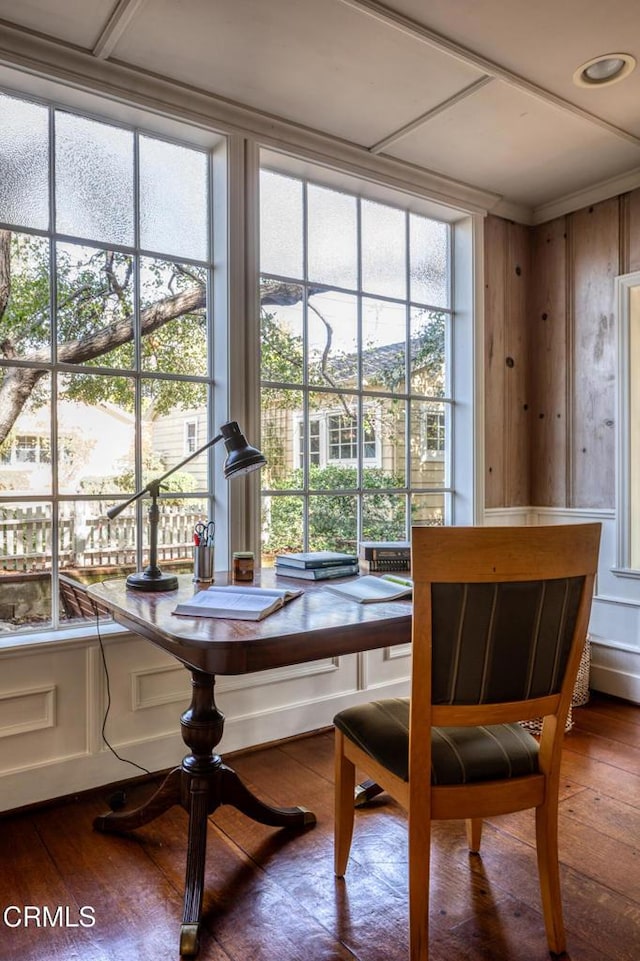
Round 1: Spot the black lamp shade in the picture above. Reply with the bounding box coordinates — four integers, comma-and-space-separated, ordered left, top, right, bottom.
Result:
221, 421, 267, 477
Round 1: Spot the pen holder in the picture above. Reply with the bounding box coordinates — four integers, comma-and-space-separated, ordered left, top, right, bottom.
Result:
193, 545, 215, 583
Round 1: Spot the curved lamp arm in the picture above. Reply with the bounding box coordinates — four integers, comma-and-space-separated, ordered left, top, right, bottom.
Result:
106, 421, 266, 591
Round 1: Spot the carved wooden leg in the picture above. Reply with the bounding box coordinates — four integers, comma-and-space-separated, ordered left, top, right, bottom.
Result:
176, 671, 226, 956
94, 766, 183, 833
218, 762, 315, 828
179, 775, 210, 957
96, 669, 317, 958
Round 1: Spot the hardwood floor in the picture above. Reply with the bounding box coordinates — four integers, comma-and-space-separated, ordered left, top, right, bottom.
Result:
0, 693, 638, 961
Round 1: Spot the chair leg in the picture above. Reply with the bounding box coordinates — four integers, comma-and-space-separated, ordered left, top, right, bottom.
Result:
466, 817, 482, 854
334, 730, 356, 877
408, 808, 431, 961
535, 797, 566, 956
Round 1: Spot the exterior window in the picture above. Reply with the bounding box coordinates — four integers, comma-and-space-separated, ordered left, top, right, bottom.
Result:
1, 435, 51, 465
309, 418, 321, 466
423, 410, 446, 458
328, 414, 357, 461
259, 163, 452, 558
296, 412, 378, 468
0, 90, 219, 635
185, 419, 198, 455
16, 436, 38, 463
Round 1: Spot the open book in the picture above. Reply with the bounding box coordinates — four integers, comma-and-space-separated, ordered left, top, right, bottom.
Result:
324, 574, 412, 604
173, 585, 303, 621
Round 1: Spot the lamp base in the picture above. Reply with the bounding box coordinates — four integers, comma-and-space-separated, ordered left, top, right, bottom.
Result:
126, 570, 179, 592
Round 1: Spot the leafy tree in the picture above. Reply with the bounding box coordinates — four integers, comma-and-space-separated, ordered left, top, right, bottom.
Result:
1, 227, 444, 442
1, 228, 446, 557
0, 230, 209, 444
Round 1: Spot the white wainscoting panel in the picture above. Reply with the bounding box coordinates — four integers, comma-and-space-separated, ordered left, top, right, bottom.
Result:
485, 507, 640, 704
131, 663, 191, 712
0, 623, 411, 811
0, 646, 89, 775
0, 685, 55, 739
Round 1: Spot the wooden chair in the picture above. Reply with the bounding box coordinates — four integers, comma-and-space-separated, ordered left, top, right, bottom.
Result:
59, 573, 110, 620
333, 523, 601, 961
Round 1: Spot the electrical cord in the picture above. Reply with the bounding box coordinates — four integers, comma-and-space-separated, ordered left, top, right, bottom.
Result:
95, 608, 151, 778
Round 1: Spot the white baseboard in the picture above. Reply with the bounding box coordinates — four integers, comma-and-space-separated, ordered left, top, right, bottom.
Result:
589, 637, 640, 703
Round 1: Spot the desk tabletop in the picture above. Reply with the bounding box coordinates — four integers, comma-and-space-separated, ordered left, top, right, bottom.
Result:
88, 571, 412, 676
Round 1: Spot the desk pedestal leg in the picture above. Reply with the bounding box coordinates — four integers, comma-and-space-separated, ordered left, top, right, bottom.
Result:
94, 766, 183, 832
94, 669, 315, 958
179, 775, 209, 957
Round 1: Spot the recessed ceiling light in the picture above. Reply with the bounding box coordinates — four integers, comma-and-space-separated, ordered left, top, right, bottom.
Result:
573, 53, 636, 87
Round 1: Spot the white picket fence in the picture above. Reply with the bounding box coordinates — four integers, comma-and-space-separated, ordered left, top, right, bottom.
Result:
0, 505, 203, 572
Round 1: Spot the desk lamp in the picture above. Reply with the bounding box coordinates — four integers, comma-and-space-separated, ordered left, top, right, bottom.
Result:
106, 421, 266, 591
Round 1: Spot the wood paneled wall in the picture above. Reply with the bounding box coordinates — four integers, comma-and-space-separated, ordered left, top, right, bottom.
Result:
484, 215, 530, 508
484, 187, 640, 510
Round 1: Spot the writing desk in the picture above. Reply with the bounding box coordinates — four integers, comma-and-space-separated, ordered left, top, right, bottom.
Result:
88, 571, 411, 957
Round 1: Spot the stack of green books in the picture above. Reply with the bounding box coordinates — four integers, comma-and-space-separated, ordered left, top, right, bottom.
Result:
274, 550, 359, 580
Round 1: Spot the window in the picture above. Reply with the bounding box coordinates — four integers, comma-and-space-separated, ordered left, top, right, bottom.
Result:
0, 90, 220, 635
616, 270, 640, 571
259, 164, 453, 558
1, 435, 51, 465
185, 419, 198, 455
295, 411, 379, 468
422, 409, 446, 459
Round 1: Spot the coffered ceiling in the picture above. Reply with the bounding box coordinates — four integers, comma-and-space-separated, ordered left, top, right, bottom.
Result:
0, 0, 639, 222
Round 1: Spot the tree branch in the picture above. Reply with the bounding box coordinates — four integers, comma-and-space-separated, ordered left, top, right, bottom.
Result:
307, 301, 352, 419
0, 275, 311, 446
0, 286, 207, 445
0, 230, 12, 338
0, 366, 47, 444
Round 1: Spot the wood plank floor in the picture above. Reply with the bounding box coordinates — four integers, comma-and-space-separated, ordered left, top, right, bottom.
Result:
0, 693, 638, 961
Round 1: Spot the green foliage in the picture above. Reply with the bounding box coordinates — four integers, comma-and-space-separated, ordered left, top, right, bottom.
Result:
367, 309, 446, 394
263, 465, 405, 555
260, 311, 304, 407
2, 235, 51, 350
1, 235, 208, 416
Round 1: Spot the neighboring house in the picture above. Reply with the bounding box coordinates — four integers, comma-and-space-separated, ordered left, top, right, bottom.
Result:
149, 406, 208, 490
262, 337, 446, 492
0, 401, 134, 495
147, 342, 446, 496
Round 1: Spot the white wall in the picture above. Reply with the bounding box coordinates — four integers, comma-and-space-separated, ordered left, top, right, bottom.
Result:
485, 507, 640, 705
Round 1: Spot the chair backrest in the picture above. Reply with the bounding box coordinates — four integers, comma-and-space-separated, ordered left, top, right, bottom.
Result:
59, 573, 110, 620
410, 524, 601, 735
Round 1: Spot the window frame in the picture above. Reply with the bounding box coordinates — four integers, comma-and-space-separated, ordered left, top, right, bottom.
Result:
615, 269, 640, 575
0, 85, 231, 642
0, 60, 483, 647
257, 153, 478, 555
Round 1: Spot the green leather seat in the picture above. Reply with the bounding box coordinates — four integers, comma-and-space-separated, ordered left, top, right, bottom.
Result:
334, 697, 539, 785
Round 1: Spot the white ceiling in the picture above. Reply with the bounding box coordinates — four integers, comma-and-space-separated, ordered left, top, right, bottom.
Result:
0, 0, 639, 221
